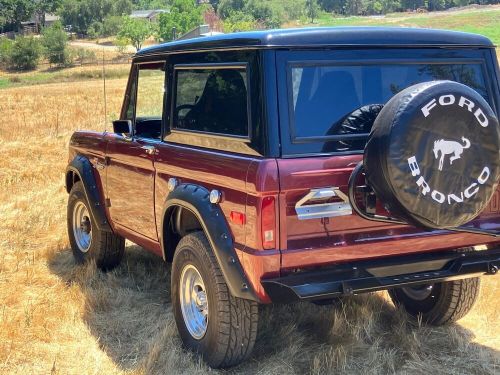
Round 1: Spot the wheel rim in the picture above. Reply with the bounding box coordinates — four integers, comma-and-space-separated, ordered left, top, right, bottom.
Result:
179, 264, 208, 340
72, 201, 92, 253
401, 284, 434, 301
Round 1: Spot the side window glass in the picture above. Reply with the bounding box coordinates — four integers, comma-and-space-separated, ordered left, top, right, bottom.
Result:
125, 72, 136, 120
134, 63, 165, 139
173, 67, 249, 137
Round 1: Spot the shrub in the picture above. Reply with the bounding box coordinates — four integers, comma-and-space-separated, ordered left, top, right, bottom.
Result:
42, 22, 70, 66
87, 21, 103, 39
71, 47, 97, 64
9, 36, 42, 71
0, 38, 13, 68
222, 11, 257, 32
115, 37, 130, 55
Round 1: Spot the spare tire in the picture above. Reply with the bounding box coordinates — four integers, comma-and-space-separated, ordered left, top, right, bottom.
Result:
364, 80, 500, 229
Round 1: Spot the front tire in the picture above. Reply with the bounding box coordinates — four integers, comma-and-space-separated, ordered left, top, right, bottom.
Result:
67, 181, 125, 271
171, 232, 258, 368
389, 278, 480, 325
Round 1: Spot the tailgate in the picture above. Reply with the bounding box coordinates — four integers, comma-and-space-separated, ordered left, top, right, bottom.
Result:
277, 155, 500, 271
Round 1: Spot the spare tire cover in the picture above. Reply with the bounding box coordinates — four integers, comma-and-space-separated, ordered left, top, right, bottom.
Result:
364, 80, 500, 229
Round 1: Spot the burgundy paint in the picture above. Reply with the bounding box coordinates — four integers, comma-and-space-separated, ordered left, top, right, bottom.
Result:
68, 132, 500, 303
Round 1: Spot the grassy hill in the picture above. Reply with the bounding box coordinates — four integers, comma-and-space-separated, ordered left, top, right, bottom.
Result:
292, 5, 500, 47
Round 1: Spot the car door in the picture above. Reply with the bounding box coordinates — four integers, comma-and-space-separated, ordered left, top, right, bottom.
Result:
106, 61, 166, 243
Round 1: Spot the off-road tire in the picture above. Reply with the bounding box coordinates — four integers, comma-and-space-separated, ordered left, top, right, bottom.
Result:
171, 232, 258, 368
389, 278, 480, 325
67, 181, 124, 271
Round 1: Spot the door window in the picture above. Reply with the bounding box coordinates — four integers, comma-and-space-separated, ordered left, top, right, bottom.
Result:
134, 62, 166, 139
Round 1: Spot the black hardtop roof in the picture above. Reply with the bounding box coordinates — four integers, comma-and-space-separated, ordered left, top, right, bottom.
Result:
136, 27, 493, 56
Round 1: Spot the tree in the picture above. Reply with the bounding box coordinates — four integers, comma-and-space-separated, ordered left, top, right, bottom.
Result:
305, 0, 320, 22
118, 16, 152, 50
59, 0, 114, 34
35, 0, 62, 26
427, 0, 446, 10
217, 0, 246, 19
9, 36, 42, 70
113, 0, 133, 16
345, 0, 364, 14
0, 0, 35, 31
222, 10, 256, 32
102, 16, 124, 36
158, 0, 204, 41
42, 21, 69, 65
245, 0, 284, 28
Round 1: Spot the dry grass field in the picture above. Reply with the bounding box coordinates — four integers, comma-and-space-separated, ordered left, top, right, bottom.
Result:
0, 74, 499, 374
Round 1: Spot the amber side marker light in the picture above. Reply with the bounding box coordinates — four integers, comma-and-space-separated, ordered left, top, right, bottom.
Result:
230, 211, 246, 225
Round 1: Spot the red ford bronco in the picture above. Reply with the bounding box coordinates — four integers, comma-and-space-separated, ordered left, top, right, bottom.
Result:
66, 27, 500, 368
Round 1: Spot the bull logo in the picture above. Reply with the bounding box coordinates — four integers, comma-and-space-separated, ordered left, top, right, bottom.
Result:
432, 137, 471, 171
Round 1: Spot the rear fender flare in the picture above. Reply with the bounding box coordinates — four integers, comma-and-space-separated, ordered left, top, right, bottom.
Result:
161, 184, 259, 302
66, 155, 112, 232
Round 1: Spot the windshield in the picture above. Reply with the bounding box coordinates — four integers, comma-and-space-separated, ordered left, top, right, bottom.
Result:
287, 62, 489, 155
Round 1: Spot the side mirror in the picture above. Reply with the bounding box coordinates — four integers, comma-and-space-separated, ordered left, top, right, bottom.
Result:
112, 120, 133, 137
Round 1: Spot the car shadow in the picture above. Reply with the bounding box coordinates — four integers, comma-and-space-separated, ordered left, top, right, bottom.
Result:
48, 246, 500, 374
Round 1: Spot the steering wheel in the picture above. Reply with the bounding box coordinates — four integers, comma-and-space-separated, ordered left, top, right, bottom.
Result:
175, 104, 195, 119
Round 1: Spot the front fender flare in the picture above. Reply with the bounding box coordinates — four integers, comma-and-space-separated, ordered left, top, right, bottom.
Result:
162, 184, 259, 302
66, 155, 112, 232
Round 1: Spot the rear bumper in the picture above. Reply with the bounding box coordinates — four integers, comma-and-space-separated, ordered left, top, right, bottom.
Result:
261, 247, 500, 303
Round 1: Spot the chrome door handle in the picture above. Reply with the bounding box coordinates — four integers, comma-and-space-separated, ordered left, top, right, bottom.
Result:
141, 145, 156, 155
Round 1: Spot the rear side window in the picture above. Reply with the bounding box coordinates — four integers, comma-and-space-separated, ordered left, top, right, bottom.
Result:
287, 62, 489, 155
172, 66, 249, 138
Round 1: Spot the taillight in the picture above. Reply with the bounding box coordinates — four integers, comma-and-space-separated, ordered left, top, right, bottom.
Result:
261, 196, 276, 250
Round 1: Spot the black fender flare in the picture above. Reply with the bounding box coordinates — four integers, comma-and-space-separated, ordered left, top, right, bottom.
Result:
161, 184, 259, 302
65, 155, 112, 232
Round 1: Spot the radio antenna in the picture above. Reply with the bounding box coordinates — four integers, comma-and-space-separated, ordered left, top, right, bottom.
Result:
102, 47, 107, 132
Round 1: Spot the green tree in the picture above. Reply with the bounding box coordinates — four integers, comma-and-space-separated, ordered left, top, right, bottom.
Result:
102, 16, 124, 36
318, 0, 344, 13
42, 21, 69, 65
217, 0, 246, 18
118, 16, 152, 50
59, 0, 114, 34
113, 0, 133, 16
427, 0, 446, 10
222, 10, 255, 32
9, 36, 42, 70
158, 0, 204, 41
35, 0, 62, 26
282, 0, 306, 20
345, 0, 364, 14
0, 0, 35, 31
245, 0, 284, 28
305, 0, 320, 22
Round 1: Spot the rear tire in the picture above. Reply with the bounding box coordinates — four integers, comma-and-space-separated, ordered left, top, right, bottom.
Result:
67, 181, 124, 271
171, 232, 258, 368
389, 278, 480, 325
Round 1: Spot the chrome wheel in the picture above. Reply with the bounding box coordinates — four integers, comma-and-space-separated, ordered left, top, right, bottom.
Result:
179, 264, 208, 340
401, 284, 434, 301
72, 201, 92, 253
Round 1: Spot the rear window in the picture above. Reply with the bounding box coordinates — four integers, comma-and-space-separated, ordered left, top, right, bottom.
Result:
287, 62, 489, 155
